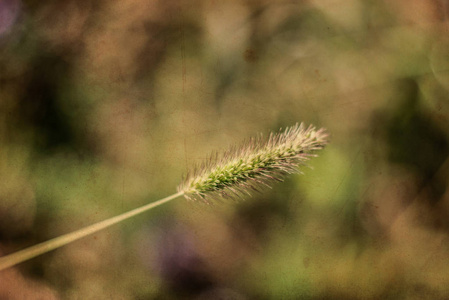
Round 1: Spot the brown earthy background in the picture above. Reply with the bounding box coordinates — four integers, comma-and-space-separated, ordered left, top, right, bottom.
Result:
1, 0, 449, 299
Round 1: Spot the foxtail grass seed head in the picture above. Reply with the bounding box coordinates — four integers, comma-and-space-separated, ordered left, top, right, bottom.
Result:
178, 123, 329, 203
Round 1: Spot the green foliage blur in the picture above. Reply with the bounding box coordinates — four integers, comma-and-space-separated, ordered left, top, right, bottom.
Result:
1, 0, 449, 299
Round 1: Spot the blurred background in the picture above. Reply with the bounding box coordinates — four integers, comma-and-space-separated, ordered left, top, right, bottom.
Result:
1, 0, 449, 299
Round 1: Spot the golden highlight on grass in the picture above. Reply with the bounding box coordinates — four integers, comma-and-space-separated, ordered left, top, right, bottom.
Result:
179, 123, 329, 202
0, 123, 328, 271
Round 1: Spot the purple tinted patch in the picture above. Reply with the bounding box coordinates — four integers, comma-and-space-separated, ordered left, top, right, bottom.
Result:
0, 0, 20, 36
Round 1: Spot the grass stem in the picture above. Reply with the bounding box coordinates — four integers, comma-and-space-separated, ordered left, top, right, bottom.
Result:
0, 191, 184, 271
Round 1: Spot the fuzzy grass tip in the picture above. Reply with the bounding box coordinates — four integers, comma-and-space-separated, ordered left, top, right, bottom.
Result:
178, 123, 329, 203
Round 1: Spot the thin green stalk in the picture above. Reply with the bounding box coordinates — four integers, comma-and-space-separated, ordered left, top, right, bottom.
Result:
0, 191, 184, 271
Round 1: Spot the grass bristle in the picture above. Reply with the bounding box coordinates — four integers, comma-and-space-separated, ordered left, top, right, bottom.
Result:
178, 123, 329, 203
